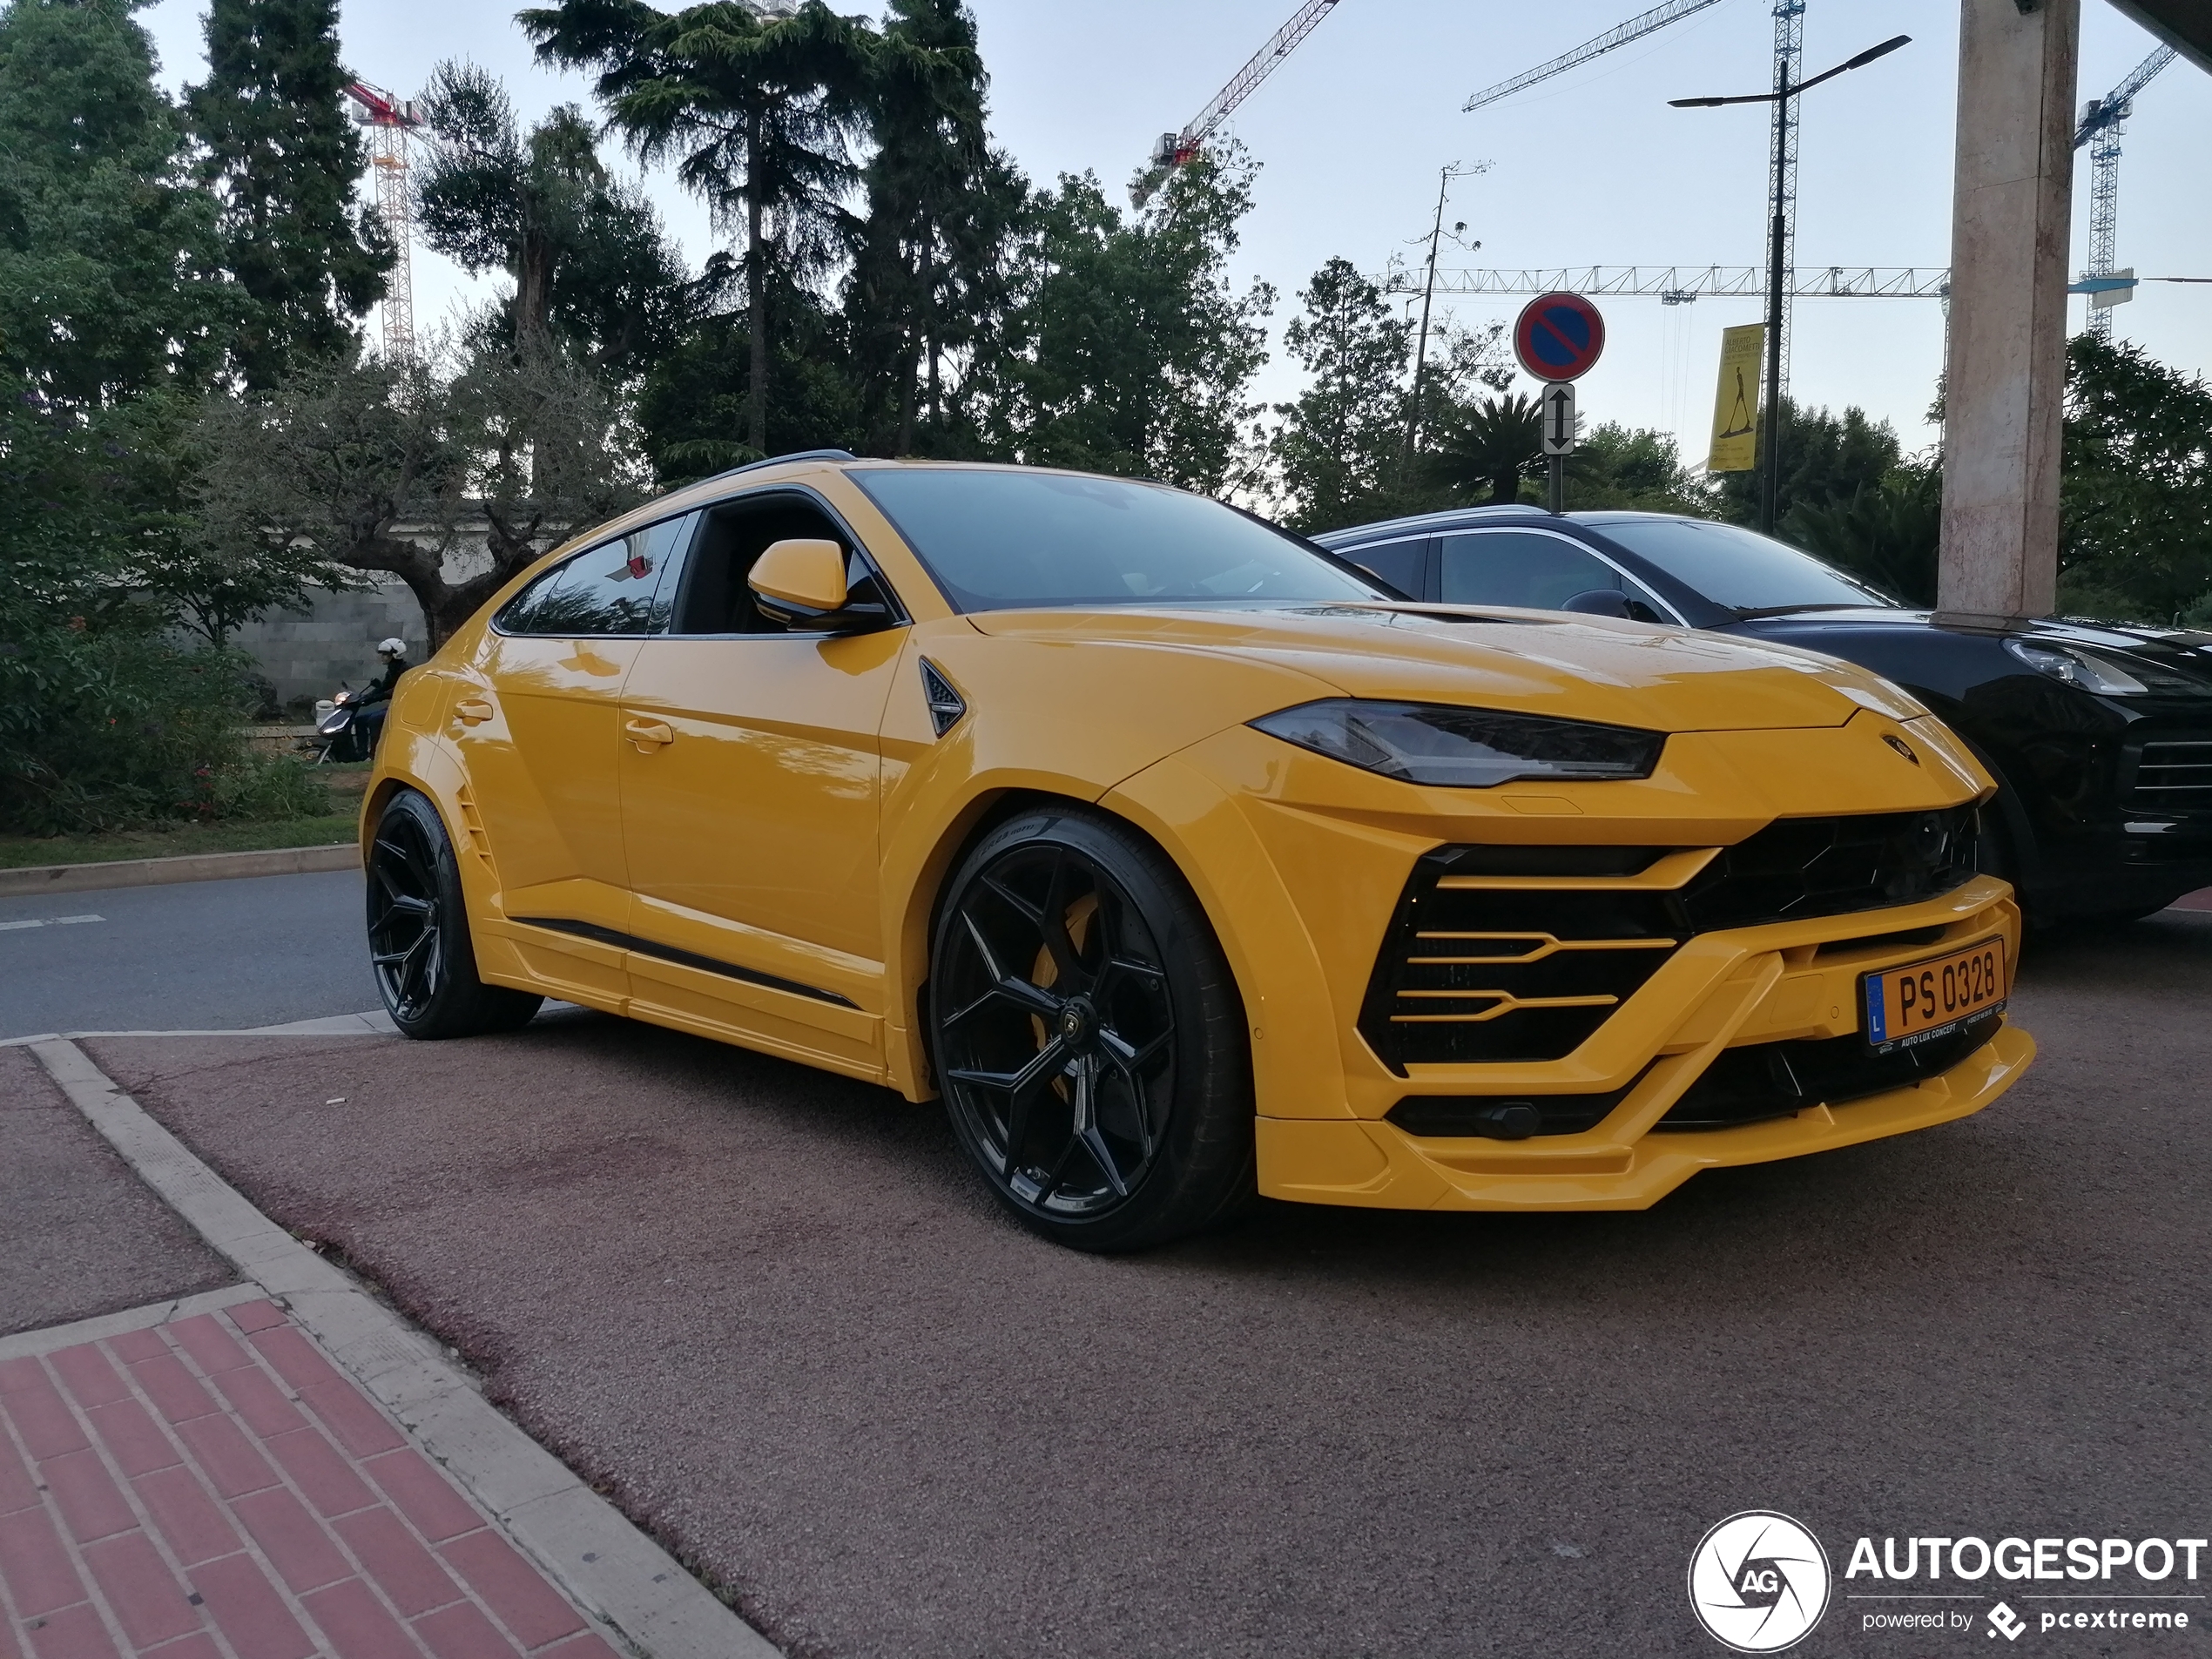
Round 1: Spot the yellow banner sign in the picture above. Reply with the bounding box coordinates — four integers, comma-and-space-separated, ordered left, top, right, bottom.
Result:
1707, 324, 1764, 473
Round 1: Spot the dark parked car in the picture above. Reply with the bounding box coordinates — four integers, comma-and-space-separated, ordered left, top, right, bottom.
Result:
1315, 507, 2212, 925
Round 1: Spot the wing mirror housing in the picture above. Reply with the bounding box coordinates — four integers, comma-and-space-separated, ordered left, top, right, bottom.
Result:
748, 538, 890, 633
1561, 588, 1633, 618
1561, 588, 1666, 624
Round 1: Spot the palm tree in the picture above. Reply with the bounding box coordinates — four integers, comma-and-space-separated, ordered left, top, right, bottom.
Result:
1426, 393, 1543, 503
522, 0, 875, 455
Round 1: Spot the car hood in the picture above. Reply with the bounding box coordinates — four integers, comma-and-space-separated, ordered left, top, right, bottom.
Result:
1746, 608, 2212, 690
964, 602, 1926, 732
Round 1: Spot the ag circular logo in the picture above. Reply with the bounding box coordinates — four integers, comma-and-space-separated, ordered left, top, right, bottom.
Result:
1688, 1511, 1831, 1652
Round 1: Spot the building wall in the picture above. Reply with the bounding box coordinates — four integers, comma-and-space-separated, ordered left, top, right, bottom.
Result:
230, 522, 501, 708
232, 583, 427, 708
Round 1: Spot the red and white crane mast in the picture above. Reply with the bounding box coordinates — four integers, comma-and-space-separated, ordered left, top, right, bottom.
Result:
343, 80, 426, 363
1130, 0, 1345, 206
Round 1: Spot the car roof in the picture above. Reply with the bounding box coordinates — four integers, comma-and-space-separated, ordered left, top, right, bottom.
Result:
1312, 507, 1707, 548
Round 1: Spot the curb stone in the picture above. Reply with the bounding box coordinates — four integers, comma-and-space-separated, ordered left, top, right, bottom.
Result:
27, 1036, 776, 1659
0, 841, 360, 896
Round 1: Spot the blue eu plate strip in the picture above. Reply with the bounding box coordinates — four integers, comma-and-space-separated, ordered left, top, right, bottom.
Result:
1865, 976, 1887, 1043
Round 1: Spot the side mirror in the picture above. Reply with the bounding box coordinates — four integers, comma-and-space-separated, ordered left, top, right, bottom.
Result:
749, 538, 852, 630
1561, 588, 1634, 618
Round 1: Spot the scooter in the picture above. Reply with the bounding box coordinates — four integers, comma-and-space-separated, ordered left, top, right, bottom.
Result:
311, 685, 374, 764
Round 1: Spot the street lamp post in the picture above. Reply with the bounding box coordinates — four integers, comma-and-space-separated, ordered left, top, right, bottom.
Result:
1671, 34, 1912, 535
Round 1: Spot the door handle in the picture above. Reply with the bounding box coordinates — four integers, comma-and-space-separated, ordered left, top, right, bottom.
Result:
624, 718, 675, 752
453, 698, 495, 725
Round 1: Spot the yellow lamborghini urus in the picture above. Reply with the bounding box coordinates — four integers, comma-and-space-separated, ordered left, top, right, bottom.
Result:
362, 452, 2033, 1250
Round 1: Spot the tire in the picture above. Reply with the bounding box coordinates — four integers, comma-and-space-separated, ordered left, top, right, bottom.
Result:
927, 806, 1254, 1252
366, 788, 543, 1040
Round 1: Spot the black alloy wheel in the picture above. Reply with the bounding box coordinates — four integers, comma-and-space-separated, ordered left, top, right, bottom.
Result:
367, 789, 543, 1040
929, 807, 1253, 1251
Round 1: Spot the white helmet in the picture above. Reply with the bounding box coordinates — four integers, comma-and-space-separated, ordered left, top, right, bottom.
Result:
377, 637, 407, 656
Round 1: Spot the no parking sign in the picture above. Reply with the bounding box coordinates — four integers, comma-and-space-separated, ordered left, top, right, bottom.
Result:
1513, 292, 1606, 382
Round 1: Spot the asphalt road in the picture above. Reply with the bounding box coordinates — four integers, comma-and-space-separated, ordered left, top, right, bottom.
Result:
0, 868, 378, 1039
78, 910, 2212, 1659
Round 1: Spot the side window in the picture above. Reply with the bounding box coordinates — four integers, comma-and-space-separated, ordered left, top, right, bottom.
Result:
497, 514, 693, 637
670, 494, 898, 636
1339, 536, 1426, 600
1440, 530, 1665, 617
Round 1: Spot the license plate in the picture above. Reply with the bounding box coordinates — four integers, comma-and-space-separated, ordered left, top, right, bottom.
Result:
1862, 937, 2007, 1053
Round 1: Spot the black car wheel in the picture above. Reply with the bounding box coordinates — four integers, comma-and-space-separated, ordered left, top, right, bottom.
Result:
928, 806, 1254, 1251
367, 788, 543, 1039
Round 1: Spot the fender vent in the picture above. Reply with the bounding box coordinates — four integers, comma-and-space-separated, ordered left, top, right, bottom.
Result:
920, 658, 967, 737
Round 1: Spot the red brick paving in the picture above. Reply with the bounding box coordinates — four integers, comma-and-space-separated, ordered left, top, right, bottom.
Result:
0, 1302, 613, 1657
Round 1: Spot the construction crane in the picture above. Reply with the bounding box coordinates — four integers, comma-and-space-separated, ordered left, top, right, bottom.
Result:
343, 80, 425, 363
2074, 44, 2178, 340
1464, 0, 1807, 398
1462, 0, 1726, 113
1392, 266, 1952, 300
1130, 0, 1345, 207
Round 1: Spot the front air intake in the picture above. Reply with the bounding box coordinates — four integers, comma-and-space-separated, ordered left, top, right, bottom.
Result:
1359, 807, 1981, 1074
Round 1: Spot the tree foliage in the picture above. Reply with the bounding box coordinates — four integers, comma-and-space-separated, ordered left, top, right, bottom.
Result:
194, 335, 649, 647
1716, 397, 1899, 525
842, 0, 999, 455
415, 61, 689, 376
522, 0, 875, 455
1268, 258, 1408, 532
2060, 334, 2212, 621
986, 153, 1274, 494
185, 0, 390, 388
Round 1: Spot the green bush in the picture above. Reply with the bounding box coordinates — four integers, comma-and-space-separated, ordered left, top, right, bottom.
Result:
0, 621, 323, 834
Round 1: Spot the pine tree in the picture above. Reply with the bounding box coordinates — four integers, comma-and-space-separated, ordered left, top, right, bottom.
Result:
1268, 259, 1409, 531
185, 0, 390, 388
846, 0, 994, 455
415, 61, 690, 378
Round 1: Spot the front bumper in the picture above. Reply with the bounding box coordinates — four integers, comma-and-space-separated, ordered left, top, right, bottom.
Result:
1256, 879, 2030, 1211
1104, 714, 2033, 1211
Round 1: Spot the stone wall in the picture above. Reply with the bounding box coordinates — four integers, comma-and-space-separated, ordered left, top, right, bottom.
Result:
232, 583, 428, 708
229, 519, 502, 708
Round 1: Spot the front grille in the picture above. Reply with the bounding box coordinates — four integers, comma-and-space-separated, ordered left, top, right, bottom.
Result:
1359, 807, 1980, 1073
2130, 740, 2212, 808
1653, 1009, 2003, 1131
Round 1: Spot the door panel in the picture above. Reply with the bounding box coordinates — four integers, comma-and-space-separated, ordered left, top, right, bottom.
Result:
617, 630, 906, 1014
451, 632, 640, 933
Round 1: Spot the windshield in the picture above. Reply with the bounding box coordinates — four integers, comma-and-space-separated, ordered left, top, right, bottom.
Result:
1587, 517, 1896, 613
853, 467, 1384, 612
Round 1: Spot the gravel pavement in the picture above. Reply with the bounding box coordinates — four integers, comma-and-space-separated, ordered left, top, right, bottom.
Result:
78, 913, 2212, 1658
0, 1045, 236, 1336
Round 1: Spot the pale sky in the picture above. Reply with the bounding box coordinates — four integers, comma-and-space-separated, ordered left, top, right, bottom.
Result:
137, 0, 2211, 467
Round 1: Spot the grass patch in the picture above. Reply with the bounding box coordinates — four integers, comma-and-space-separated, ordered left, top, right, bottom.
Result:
0, 813, 361, 870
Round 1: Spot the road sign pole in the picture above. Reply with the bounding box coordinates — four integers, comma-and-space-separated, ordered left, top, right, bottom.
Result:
1548, 455, 1563, 515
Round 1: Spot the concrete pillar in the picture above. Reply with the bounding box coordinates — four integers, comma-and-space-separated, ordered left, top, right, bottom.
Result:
1939, 0, 2079, 617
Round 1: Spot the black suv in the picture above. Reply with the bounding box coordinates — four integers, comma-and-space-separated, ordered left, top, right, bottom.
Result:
1316, 506, 2212, 925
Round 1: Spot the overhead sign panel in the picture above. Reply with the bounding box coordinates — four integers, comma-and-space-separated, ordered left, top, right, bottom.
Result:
1707, 323, 1764, 473
1513, 292, 1607, 381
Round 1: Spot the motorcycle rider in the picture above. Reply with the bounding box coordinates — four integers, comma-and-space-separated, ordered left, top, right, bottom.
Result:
351, 637, 408, 756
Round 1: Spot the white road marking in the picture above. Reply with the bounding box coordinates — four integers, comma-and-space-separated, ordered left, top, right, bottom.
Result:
0, 914, 105, 932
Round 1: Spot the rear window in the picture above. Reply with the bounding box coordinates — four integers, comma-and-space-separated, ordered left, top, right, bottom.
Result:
853, 468, 1382, 612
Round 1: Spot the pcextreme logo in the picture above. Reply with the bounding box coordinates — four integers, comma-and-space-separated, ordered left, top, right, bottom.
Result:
1690, 1514, 2209, 1650
1688, 1511, 1832, 1653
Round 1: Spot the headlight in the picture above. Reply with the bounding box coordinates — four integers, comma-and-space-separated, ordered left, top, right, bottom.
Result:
2002, 637, 2209, 695
1250, 699, 1664, 787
